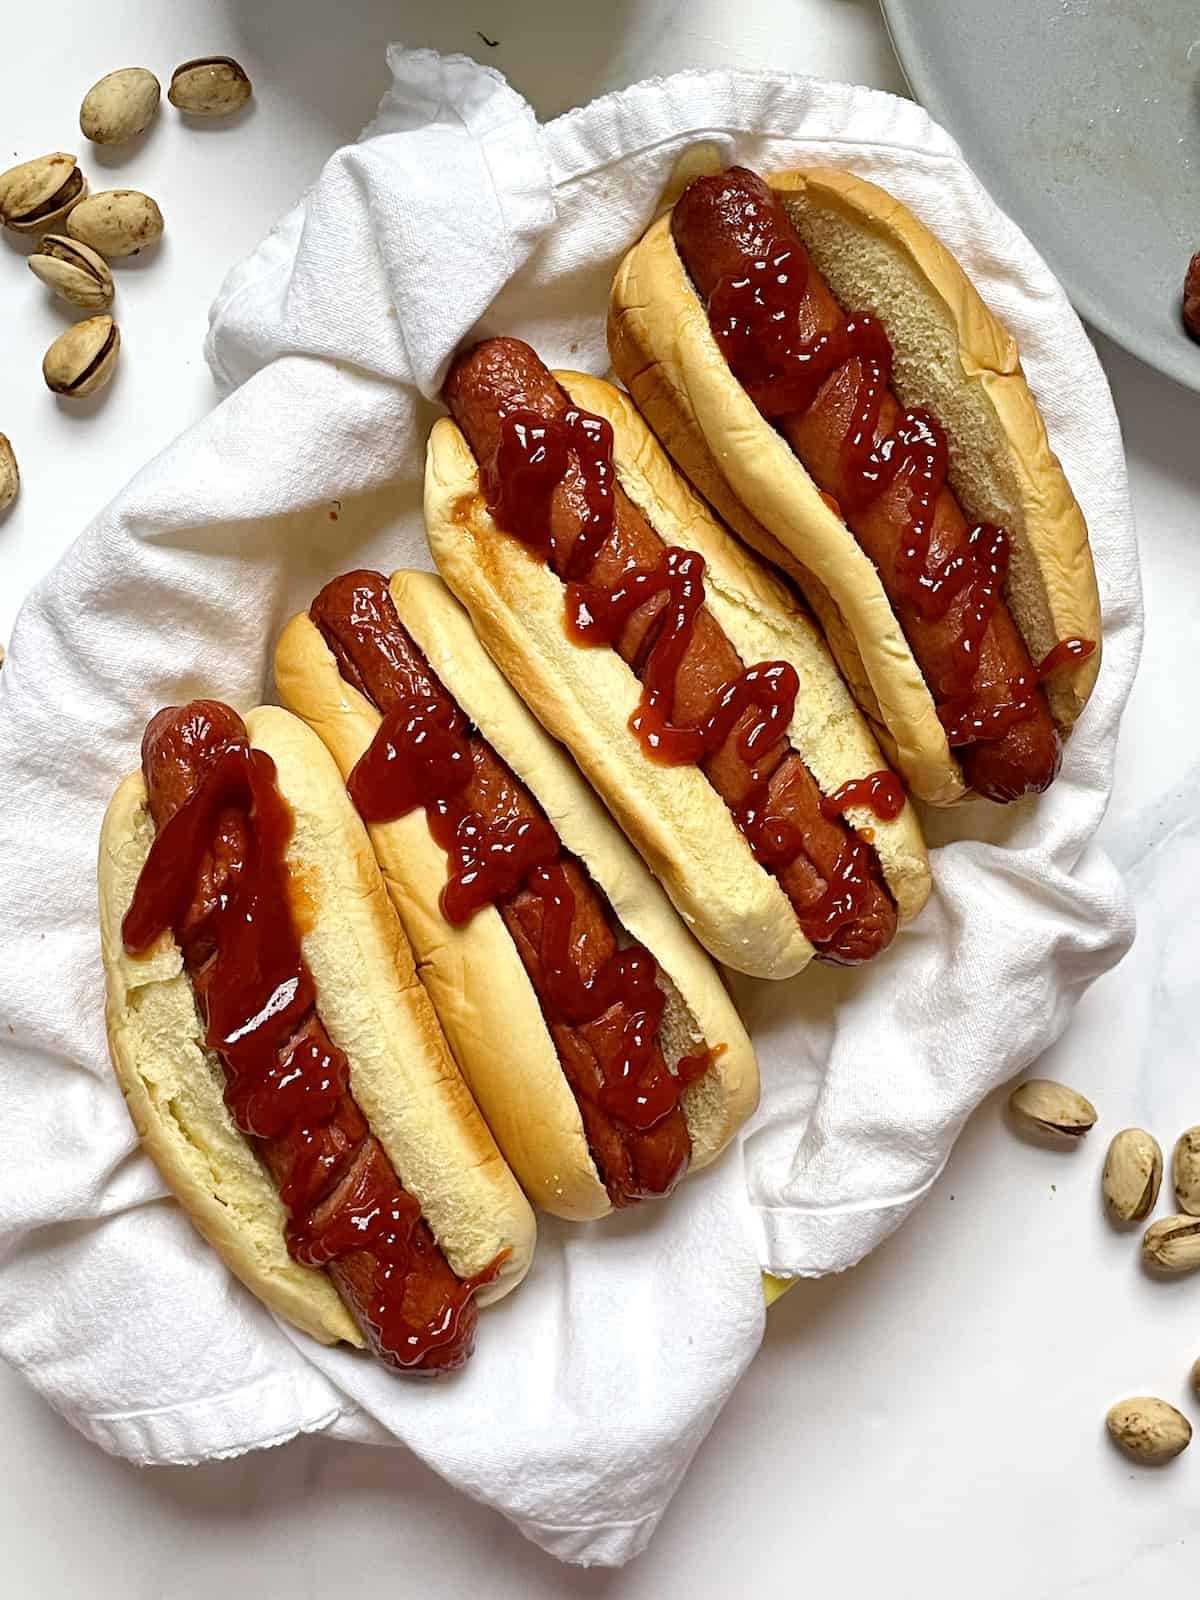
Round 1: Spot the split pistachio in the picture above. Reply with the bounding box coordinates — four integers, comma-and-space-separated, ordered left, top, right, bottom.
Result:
168, 56, 252, 117
0, 153, 87, 234
1106, 1397, 1192, 1464
1191, 1358, 1200, 1401
66, 189, 162, 258
79, 68, 161, 145
1142, 1214, 1200, 1274
28, 235, 114, 310
1102, 1128, 1163, 1223
1172, 1126, 1200, 1215
42, 315, 120, 398
0, 435, 18, 514
1007, 1079, 1097, 1141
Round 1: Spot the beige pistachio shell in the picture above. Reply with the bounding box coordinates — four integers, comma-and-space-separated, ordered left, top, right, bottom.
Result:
1102, 1128, 1163, 1224
0, 435, 18, 514
28, 235, 114, 310
1190, 1358, 1200, 1401
42, 316, 120, 398
66, 190, 163, 258
1142, 1214, 1200, 1274
168, 56, 252, 116
80, 68, 161, 145
1172, 1126, 1200, 1215
1106, 1397, 1192, 1463
1007, 1078, 1096, 1141
0, 153, 87, 233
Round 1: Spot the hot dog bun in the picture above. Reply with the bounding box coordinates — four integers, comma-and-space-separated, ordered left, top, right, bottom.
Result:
608, 167, 1101, 805
98, 704, 535, 1346
422, 371, 930, 980
275, 573, 760, 1220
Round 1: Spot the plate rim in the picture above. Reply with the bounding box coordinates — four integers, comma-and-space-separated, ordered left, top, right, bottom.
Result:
879, 0, 1200, 396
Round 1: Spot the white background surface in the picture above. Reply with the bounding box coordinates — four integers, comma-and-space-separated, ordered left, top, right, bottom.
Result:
2, 3, 1198, 1595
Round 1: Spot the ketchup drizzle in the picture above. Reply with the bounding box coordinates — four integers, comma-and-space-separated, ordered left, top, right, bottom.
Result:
1037, 636, 1096, 680
707, 244, 1093, 740
347, 678, 703, 1148
123, 724, 497, 1371
820, 770, 906, 823
480, 406, 616, 578
478, 404, 902, 952
350, 691, 560, 925
566, 548, 799, 767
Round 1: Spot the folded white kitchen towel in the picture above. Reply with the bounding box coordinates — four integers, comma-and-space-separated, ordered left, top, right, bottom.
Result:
0, 49, 1139, 1566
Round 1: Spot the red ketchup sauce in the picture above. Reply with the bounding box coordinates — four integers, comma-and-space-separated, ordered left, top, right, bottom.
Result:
1037, 637, 1096, 679
347, 676, 710, 1149
706, 241, 1094, 746
819, 771, 906, 823
122, 719, 496, 1371
478, 403, 902, 952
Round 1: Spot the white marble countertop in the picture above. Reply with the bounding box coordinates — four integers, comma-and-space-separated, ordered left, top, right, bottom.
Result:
2, 3, 1198, 1594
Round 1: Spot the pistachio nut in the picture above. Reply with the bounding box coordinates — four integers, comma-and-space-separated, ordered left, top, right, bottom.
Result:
1142, 1213, 1200, 1274
42, 316, 120, 399
1007, 1079, 1097, 1141
28, 235, 114, 310
1191, 1358, 1200, 1401
0, 435, 18, 515
80, 68, 161, 146
1102, 1128, 1163, 1224
168, 56, 252, 117
1106, 1397, 1192, 1464
1172, 1126, 1200, 1215
66, 190, 163, 258
0, 153, 87, 234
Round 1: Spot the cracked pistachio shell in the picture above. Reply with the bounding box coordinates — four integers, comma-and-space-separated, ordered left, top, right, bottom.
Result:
28, 235, 114, 310
0, 435, 17, 514
42, 316, 120, 398
1142, 1214, 1200, 1274
0, 153, 87, 233
80, 68, 161, 146
66, 190, 163, 258
1172, 1126, 1200, 1215
168, 56, 252, 116
1102, 1128, 1163, 1223
1007, 1079, 1097, 1141
1106, 1398, 1192, 1463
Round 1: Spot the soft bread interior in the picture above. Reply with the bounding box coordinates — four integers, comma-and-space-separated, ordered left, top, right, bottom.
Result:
99, 771, 362, 1348
775, 170, 1100, 732
554, 371, 930, 925
423, 418, 814, 980
275, 576, 760, 1198
243, 706, 535, 1301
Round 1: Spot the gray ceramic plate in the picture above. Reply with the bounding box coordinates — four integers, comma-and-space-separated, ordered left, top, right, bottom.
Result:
881, 0, 1200, 392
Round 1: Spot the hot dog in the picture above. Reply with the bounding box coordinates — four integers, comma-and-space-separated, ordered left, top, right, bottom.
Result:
99, 700, 535, 1371
424, 343, 930, 982
609, 165, 1102, 805
275, 570, 759, 1219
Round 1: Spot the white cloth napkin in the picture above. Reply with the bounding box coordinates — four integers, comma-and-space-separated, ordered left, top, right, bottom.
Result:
0, 49, 1140, 1567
